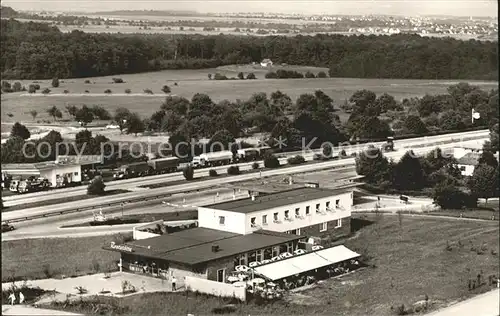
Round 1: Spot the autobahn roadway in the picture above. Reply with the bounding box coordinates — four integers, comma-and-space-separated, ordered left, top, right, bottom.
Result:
1, 137, 487, 223
3, 129, 488, 208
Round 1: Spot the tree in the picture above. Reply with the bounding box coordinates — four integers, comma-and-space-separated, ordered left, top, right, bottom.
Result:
162, 85, 171, 93
322, 143, 333, 159
477, 151, 498, 168
161, 96, 190, 115
207, 74, 212, 80
483, 123, 499, 153
28, 84, 36, 93
10, 122, 30, 140
404, 115, 428, 135
433, 182, 475, 209
349, 90, 377, 114
237, 72, 244, 80
208, 129, 236, 152
65, 105, 78, 118
183, 165, 194, 180
440, 110, 466, 131
125, 113, 145, 136
41, 88, 51, 94
51, 77, 59, 88
246, 73, 256, 80
392, 151, 426, 191
270, 90, 292, 115
227, 166, 240, 175
114, 107, 131, 134
355, 147, 391, 185
376, 93, 399, 113
29, 110, 37, 121
75, 105, 94, 126
12, 81, 22, 92
87, 175, 106, 195
47, 106, 62, 121
91, 105, 111, 120
468, 165, 498, 203
169, 132, 191, 158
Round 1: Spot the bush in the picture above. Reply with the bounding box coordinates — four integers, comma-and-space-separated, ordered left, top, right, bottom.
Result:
209, 169, 218, 177
51, 78, 59, 88
63, 89, 69, 94
214, 73, 228, 80
317, 71, 328, 78
227, 166, 240, 175
143, 89, 153, 94
183, 166, 194, 180
125, 88, 131, 94
84, 79, 91, 84
104, 89, 112, 94
264, 155, 280, 168
162, 85, 171, 93
41, 88, 51, 94
287, 155, 306, 165
87, 176, 106, 195
28, 84, 36, 93
112, 77, 124, 83
33, 84, 40, 90
265, 71, 278, 79
252, 162, 260, 169
246, 72, 256, 79
84, 90, 89, 93
305, 71, 316, 78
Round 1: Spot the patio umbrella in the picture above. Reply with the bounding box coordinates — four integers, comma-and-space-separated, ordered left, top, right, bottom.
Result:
227, 276, 239, 282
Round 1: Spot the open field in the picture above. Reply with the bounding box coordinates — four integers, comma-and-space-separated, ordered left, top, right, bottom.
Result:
1, 68, 497, 123
8, 215, 499, 315
1, 234, 127, 282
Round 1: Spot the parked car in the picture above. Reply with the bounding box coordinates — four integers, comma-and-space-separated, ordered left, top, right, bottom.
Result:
1, 223, 15, 233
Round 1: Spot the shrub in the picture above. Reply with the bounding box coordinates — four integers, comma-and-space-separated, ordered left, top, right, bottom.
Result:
28, 84, 36, 93
63, 90, 69, 94
112, 77, 124, 83
34, 84, 40, 90
143, 89, 153, 94
237, 72, 245, 80
174, 82, 178, 86
287, 155, 305, 165
104, 89, 112, 94
246, 72, 256, 79
265, 71, 278, 79
162, 85, 171, 93
51, 78, 59, 88
317, 71, 328, 78
12, 81, 22, 92
214, 73, 228, 80
84, 79, 91, 84
87, 176, 106, 195
42, 264, 52, 278
41, 88, 51, 94
209, 169, 218, 177
183, 166, 194, 180
252, 162, 260, 169
125, 88, 131, 94
84, 90, 89, 93
264, 155, 280, 168
227, 166, 240, 175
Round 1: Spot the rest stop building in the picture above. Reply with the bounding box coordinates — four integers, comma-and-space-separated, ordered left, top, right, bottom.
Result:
104, 186, 358, 284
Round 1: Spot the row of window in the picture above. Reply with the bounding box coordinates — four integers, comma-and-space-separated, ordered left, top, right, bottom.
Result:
234, 242, 295, 266
284, 219, 342, 234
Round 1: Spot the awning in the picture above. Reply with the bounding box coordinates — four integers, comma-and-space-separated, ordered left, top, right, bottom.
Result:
253, 245, 360, 281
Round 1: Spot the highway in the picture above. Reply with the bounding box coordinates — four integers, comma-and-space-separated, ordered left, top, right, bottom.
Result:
2, 129, 488, 207
1, 137, 487, 223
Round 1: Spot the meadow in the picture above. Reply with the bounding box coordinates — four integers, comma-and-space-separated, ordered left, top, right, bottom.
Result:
38, 215, 499, 316
1, 66, 497, 123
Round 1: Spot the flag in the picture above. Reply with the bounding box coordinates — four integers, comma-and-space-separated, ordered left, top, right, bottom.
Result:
472, 109, 481, 122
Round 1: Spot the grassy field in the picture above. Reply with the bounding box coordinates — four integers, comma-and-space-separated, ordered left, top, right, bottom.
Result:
1, 234, 127, 282
1, 67, 496, 123
34, 215, 500, 316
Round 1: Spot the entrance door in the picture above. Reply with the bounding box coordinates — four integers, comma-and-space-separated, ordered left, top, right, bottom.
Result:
217, 269, 225, 283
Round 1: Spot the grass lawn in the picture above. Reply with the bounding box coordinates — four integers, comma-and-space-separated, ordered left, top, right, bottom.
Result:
2, 189, 130, 212
425, 208, 499, 220
2, 71, 496, 123
39, 215, 500, 316
1, 234, 128, 282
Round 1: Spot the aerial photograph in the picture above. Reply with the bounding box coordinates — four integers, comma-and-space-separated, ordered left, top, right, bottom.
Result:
0, 0, 498, 315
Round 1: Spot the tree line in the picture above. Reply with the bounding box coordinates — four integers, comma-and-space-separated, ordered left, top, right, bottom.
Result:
1, 19, 497, 80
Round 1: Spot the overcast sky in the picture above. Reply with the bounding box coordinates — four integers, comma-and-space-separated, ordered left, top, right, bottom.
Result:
2, 0, 498, 17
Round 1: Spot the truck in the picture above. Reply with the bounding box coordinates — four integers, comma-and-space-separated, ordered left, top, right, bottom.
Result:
9, 178, 21, 193
113, 162, 150, 179
236, 148, 261, 162
191, 151, 234, 168
381, 137, 395, 152
17, 177, 51, 194
148, 157, 180, 174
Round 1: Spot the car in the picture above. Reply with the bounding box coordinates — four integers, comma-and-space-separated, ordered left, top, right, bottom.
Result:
1, 223, 15, 233
312, 245, 324, 251
293, 249, 307, 255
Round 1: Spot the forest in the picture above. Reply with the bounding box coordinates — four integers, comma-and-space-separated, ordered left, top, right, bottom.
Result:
0, 19, 497, 80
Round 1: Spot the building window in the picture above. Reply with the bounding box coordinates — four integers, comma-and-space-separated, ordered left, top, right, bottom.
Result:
296, 228, 301, 235
305, 206, 310, 215
74, 172, 78, 176
316, 203, 321, 213
295, 208, 300, 216
336, 219, 342, 228
460, 166, 466, 171
326, 201, 330, 209
284, 210, 289, 219
279, 244, 288, 254
287, 242, 293, 253
272, 246, 279, 257
273, 212, 279, 222
264, 248, 272, 259
262, 215, 267, 225
251, 217, 256, 226
336, 199, 340, 207
320, 222, 327, 232
219, 216, 225, 225
238, 254, 247, 266
256, 250, 263, 262
248, 251, 257, 263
